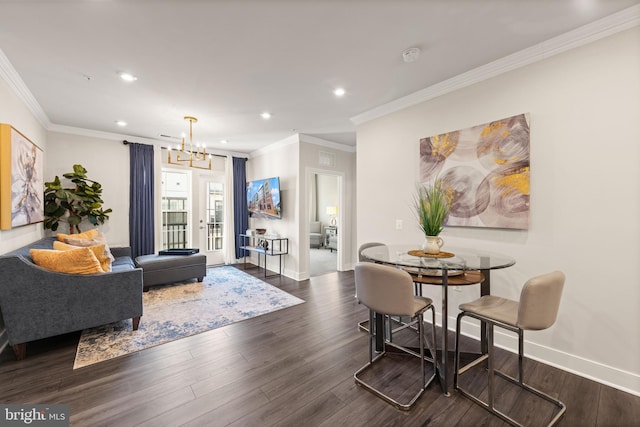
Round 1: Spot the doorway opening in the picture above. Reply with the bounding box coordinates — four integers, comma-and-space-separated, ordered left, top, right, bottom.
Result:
309, 172, 339, 277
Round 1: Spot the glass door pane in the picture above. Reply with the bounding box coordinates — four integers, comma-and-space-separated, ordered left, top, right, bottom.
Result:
200, 179, 224, 265
206, 182, 224, 251
161, 170, 190, 249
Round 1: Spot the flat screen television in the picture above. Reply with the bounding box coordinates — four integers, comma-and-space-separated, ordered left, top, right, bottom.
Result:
247, 176, 281, 219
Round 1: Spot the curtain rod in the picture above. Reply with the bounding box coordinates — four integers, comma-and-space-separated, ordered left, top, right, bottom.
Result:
122, 140, 239, 159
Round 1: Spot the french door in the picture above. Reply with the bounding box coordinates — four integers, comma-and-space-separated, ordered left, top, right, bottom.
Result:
161, 170, 191, 249
199, 178, 225, 265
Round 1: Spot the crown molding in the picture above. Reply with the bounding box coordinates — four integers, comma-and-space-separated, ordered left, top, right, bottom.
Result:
0, 49, 51, 128
299, 133, 357, 153
49, 123, 250, 158
49, 123, 153, 142
250, 133, 300, 158
351, 4, 640, 126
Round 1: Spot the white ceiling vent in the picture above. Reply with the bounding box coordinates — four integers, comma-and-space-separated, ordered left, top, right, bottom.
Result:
319, 151, 336, 167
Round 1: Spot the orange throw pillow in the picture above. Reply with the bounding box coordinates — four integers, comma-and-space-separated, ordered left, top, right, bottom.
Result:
62, 231, 114, 271
53, 241, 111, 272
30, 247, 104, 275
57, 228, 99, 242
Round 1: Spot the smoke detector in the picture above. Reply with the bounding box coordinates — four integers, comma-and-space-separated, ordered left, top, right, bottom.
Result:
402, 47, 421, 63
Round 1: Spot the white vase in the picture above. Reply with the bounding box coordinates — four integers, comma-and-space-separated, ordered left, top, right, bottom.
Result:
422, 235, 444, 254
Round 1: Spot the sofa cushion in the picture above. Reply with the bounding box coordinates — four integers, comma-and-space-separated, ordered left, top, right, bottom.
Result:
112, 256, 136, 272
30, 247, 104, 274
53, 241, 112, 272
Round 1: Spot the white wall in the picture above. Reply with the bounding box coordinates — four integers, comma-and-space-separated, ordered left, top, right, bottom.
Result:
0, 77, 48, 253
45, 132, 131, 246
356, 27, 640, 395
247, 136, 301, 278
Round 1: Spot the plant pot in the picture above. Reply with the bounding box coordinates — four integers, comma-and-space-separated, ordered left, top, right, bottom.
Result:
422, 235, 444, 254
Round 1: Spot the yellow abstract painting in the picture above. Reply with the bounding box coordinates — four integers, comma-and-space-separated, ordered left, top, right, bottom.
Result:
0, 124, 44, 230
420, 113, 530, 229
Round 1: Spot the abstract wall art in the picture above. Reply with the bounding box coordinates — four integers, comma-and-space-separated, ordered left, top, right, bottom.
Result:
420, 113, 530, 230
0, 124, 44, 230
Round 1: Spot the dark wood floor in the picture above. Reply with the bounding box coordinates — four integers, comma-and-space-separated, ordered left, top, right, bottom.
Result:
1, 266, 639, 426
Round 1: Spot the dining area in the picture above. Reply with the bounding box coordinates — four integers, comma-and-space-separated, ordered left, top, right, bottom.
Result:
354, 241, 567, 426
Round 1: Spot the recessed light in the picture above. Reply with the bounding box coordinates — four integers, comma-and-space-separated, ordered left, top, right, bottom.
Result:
115, 120, 127, 127
220, 139, 228, 144
333, 87, 346, 97
261, 112, 271, 120
119, 72, 138, 82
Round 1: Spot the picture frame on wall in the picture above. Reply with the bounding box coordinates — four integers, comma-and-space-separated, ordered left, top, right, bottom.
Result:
419, 113, 530, 230
0, 124, 44, 230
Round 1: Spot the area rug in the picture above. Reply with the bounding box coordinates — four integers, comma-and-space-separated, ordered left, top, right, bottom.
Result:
73, 266, 304, 369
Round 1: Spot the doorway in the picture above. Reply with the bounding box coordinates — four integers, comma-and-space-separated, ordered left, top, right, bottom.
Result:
309, 172, 339, 276
160, 169, 191, 250
199, 178, 225, 265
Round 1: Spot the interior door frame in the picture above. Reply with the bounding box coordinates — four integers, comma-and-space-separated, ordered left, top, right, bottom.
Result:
304, 167, 346, 278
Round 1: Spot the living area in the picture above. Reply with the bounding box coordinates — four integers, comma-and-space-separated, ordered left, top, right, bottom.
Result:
1, 2, 640, 426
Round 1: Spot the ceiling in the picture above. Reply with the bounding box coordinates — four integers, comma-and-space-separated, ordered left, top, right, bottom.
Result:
0, 1, 638, 154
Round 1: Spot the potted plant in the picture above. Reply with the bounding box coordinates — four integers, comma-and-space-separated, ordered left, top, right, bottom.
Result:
413, 178, 451, 254
43, 164, 112, 233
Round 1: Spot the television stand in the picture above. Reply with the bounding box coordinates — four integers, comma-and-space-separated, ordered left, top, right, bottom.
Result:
239, 234, 289, 278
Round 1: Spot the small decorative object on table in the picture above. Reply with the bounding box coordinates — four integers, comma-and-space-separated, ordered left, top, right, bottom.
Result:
413, 177, 451, 255
257, 238, 269, 250
408, 249, 455, 258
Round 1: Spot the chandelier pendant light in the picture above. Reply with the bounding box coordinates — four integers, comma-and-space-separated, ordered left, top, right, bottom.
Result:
167, 116, 212, 170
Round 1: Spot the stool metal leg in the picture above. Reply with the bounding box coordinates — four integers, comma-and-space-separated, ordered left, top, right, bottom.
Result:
454, 311, 566, 426
354, 306, 437, 410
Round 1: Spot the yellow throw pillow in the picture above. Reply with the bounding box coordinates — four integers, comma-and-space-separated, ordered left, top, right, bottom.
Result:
53, 241, 111, 272
63, 231, 114, 271
30, 247, 104, 275
57, 229, 99, 242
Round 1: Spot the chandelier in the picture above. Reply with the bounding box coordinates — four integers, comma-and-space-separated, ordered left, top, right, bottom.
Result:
167, 116, 212, 170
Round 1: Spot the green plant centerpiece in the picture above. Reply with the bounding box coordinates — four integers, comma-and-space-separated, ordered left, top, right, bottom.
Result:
43, 164, 112, 233
414, 178, 451, 254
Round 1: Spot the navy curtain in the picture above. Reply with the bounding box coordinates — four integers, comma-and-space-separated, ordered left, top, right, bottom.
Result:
129, 143, 155, 258
233, 157, 248, 259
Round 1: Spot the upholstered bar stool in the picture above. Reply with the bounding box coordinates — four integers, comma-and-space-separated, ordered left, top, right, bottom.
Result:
454, 271, 566, 426
357, 242, 386, 333
354, 262, 437, 410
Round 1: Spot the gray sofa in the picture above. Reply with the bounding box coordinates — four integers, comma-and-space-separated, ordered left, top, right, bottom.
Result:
0, 237, 143, 360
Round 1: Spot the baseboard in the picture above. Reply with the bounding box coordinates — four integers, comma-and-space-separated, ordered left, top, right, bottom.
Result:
454, 316, 640, 398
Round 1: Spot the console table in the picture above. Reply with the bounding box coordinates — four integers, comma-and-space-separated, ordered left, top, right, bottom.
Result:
239, 234, 288, 278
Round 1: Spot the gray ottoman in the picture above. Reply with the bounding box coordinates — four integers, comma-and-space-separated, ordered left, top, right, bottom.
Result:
135, 254, 207, 291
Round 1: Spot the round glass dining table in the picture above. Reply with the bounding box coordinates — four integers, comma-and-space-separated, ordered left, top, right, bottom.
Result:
360, 244, 516, 396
